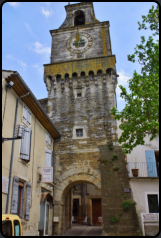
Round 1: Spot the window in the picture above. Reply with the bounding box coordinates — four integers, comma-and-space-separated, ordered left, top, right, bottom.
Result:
11, 176, 32, 221
2, 220, 12, 236
14, 220, 20, 236
20, 127, 32, 161
17, 181, 24, 218
76, 129, 83, 137
77, 93, 81, 98
147, 195, 159, 213
45, 148, 52, 167
23, 105, 31, 126
46, 132, 51, 147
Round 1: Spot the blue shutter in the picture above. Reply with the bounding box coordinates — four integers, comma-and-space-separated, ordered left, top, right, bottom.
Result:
20, 127, 32, 161
145, 150, 157, 177
11, 176, 19, 214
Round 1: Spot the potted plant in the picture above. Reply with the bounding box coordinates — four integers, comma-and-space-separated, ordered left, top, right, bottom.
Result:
131, 158, 139, 177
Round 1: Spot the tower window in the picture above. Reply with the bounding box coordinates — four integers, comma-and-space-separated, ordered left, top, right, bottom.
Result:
74, 10, 85, 26
76, 129, 83, 137
77, 93, 81, 98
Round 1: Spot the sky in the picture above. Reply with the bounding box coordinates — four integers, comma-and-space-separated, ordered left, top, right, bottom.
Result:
2, 2, 158, 111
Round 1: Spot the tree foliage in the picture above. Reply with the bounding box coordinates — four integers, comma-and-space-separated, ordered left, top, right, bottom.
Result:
111, 5, 159, 154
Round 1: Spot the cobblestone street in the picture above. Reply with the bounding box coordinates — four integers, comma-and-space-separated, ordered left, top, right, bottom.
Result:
62, 225, 102, 236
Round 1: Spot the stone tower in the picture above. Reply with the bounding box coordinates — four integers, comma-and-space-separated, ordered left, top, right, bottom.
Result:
41, 2, 141, 236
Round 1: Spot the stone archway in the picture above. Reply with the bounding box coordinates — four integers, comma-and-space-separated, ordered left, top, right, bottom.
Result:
53, 167, 101, 236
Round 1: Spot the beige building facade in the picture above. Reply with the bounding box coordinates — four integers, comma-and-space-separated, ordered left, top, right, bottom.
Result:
117, 120, 159, 236
2, 70, 61, 236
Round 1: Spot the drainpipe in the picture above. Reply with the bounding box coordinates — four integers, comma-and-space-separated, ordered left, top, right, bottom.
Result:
5, 92, 30, 214
52, 136, 61, 235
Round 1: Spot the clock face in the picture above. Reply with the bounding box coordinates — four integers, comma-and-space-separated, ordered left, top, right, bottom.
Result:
66, 32, 93, 54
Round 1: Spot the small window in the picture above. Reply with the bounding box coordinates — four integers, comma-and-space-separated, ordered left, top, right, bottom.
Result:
77, 93, 81, 98
46, 132, 51, 147
14, 220, 20, 236
147, 194, 159, 213
76, 129, 83, 137
17, 182, 24, 218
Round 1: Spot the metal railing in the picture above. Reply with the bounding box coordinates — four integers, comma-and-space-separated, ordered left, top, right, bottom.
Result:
127, 162, 159, 178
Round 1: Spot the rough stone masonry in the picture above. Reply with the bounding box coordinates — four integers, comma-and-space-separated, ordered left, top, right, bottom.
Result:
39, 2, 142, 236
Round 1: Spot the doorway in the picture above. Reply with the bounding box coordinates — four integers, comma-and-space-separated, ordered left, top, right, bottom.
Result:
92, 199, 102, 226
38, 199, 50, 236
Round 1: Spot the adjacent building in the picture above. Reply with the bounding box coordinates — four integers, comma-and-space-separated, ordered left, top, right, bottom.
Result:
2, 70, 61, 236
117, 120, 159, 236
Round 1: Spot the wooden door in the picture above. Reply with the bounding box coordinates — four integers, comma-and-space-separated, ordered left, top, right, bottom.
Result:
92, 199, 101, 225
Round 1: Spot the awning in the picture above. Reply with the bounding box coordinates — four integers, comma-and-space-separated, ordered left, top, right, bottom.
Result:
40, 192, 55, 205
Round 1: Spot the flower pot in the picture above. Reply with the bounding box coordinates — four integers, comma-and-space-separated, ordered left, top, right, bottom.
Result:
131, 169, 139, 177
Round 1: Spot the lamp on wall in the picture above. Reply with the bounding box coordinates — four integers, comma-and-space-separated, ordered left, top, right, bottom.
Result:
6, 81, 14, 89
2, 125, 25, 143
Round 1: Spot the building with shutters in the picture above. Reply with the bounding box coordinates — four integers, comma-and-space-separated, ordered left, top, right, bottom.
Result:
117, 120, 159, 236
2, 70, 61, 236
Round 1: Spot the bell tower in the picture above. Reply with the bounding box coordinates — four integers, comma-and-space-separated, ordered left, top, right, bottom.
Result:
41, 2, 141, 236
41, 2, 142, 236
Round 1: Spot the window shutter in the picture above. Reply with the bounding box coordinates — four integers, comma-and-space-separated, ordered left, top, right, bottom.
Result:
11, 176, 19, 214
45, 148, 52, 167
27, 110, 31, 126
20, 187, 24, 218
46, 132, 51, 146
23, 106, 28, 123
25, 182, 32, 221
20, 127, 32, 161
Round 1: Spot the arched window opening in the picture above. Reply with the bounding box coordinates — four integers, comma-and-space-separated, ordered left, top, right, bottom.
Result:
56, 74, 61, 82
72, 73, 77, 78
97, 70, 103, 76
89, 71, 94, 77
106, 68, 112, 76
65, 73, 69, 80
81, 71, 85, 77
74, 10, 85, 26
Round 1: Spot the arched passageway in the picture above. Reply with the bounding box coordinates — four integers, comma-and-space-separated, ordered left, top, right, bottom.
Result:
53, 168, 102, 236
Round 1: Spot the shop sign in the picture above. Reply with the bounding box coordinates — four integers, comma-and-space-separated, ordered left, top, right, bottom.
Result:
42, 167, 53, 183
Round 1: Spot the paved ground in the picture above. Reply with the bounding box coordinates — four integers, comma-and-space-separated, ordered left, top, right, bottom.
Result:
62, 225, 102, 236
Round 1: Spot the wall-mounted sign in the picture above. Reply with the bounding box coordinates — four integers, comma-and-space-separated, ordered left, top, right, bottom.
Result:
142, 213, 159, 222
123, 188, 131, 193
42, 167, 53, 183
2, 175, 9, 194
141, 213, 159, 236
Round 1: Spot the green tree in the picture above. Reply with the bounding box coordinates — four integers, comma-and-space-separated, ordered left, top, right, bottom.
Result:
111, 5, 159, 154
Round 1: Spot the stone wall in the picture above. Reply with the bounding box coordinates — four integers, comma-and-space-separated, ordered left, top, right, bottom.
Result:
100, 145, 142, 236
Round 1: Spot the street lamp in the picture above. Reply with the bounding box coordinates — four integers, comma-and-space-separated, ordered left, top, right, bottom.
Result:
2, 125, 25, 143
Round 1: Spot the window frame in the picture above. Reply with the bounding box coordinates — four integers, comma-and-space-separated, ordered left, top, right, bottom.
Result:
76, 129, 83, 137
145, 192, 159, 213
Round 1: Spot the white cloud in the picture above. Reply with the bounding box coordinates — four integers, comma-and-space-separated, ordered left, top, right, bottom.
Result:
41, 7, 53, 18
32, 41, 50, 54
25, 23, 38, 39
7, 2, 20, 7
117, 69, 130, 86
6, 54, 26, 67
32, 64, 43, 74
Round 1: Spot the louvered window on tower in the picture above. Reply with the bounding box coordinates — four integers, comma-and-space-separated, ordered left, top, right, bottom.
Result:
20, 127, 32, 161
76, 129, 83, 137
23, 105, 31, 126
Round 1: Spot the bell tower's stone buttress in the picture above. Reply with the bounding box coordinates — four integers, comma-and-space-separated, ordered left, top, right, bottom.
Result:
42, 2, 141, 236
